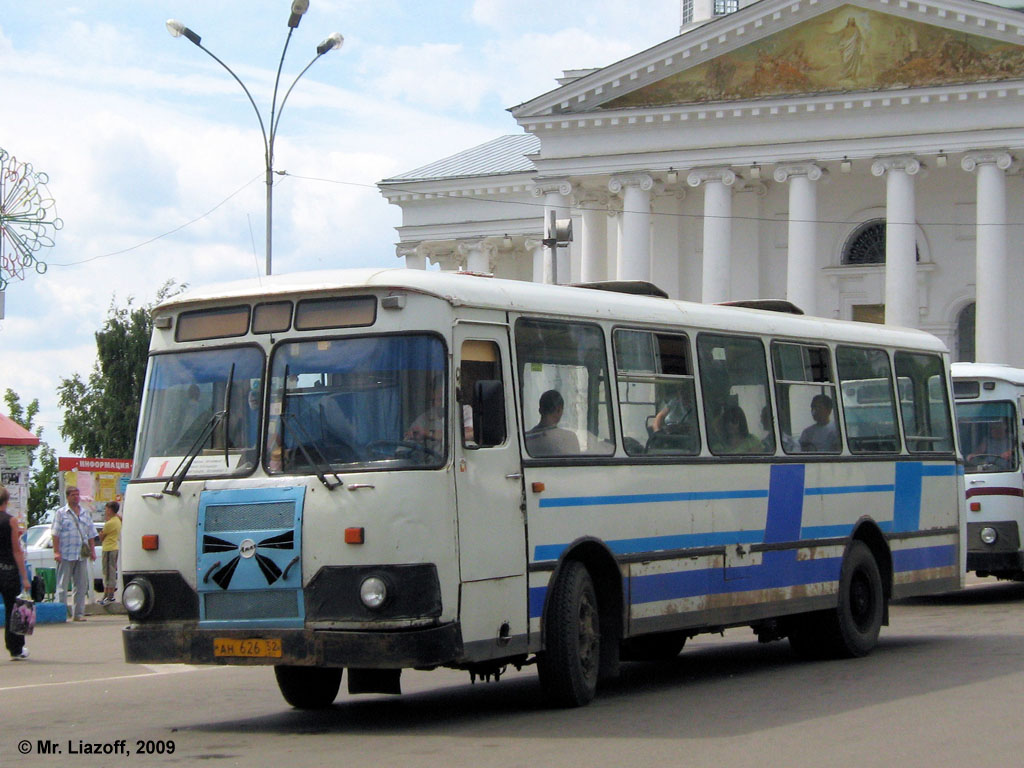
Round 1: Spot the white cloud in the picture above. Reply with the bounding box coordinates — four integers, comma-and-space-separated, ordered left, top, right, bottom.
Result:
361, 42, 492, 112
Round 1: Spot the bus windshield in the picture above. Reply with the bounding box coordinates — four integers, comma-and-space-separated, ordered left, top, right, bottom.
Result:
265, 333, 446, 472
957, 400, 1018, 472
135, 347, 265, 480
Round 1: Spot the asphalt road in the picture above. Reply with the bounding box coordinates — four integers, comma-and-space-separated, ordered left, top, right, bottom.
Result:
4, 578, 1024, 768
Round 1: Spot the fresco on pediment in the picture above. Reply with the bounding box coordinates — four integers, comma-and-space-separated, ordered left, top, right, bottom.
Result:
604, 5, 1024, 108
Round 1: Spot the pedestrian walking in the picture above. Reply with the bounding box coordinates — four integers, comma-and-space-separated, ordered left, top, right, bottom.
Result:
0, 484, 31, 658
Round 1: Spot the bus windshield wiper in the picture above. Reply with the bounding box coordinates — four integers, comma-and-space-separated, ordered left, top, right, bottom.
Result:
280, 411, 343, 491
162, 409, 227, 497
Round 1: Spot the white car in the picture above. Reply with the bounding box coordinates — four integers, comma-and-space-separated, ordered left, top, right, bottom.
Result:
23, 523, 105, 595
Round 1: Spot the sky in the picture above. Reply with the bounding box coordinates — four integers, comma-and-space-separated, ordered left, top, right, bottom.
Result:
0, 0, 682, 458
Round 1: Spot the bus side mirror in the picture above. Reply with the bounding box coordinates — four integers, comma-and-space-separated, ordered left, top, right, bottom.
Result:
474, 380, 506, 447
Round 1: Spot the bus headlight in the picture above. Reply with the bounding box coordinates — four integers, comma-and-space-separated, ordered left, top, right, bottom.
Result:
359, 576, 389, 609
123, 578, 155, 617
980, 527, 998, 545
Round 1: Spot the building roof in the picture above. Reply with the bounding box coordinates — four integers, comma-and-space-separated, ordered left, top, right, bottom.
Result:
382, 134, 539, 183
0, 414, 40, 446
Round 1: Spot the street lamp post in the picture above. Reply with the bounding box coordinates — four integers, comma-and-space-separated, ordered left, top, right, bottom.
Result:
167, 2, 342, 276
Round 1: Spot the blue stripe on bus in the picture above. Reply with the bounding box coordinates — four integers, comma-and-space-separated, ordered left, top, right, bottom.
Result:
528, 543, 957, 618
764, 464, 805, 543
893, 462, 923, 533
892, 544, 957, 572
532, 530, 766, 561
537, 488, 769, 509
804, 484, 895, 495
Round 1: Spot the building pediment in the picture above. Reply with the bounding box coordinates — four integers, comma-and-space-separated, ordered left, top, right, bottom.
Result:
511, 0, 1024, 118
606, 5, 1024, 107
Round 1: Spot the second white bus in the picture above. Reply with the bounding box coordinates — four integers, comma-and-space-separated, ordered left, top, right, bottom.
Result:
953, 362, 1024, 580
120, 269, 963, 710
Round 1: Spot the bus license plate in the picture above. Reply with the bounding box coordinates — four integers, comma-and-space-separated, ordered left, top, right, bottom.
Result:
213, 637, 282, 658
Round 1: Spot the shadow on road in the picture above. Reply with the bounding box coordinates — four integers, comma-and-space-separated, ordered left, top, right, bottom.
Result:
179, 624, 1023, 740
896, 579, 1024, 607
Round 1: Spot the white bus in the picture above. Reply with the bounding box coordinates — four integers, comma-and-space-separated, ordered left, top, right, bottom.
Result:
952, 362, 1024, 580
121, 269, 963, 710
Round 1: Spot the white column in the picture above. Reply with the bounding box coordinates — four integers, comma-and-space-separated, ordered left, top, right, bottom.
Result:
575, 188, 609, 283
687, 168, 736, 303
525, 238, 545, 283
398, 243, 427, 270
871, 156, 921, 328
963, 151, 1013, 363
531, 178, 572, 284
609, 174, 654, 281
457, 240, 497, 274
774, 163, 825, 316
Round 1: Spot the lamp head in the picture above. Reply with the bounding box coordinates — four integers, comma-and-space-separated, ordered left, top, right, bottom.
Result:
289, 0, 310, 28
166, 19, 201, 46
317, 32, 344, 55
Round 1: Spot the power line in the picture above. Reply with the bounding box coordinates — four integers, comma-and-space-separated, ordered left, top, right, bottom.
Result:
48, 173, 264, 267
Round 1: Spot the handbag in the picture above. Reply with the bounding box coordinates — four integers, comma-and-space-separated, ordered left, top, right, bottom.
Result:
71, 512, 92, 558
9, 594, 35, 636
30, 574, 45, 603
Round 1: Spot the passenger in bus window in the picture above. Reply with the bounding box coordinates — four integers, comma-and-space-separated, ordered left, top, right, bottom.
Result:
717, 405, 762, 454
799, 394, 840, 452
653, 393, 688, 433
525, 390, 580, 456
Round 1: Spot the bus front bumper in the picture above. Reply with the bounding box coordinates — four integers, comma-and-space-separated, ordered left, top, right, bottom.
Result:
967, 550, 1024, 575
122, 622, 463, 669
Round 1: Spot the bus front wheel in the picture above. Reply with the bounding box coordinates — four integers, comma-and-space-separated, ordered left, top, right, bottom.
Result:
537, 561, 601, 707
789, 541, 884, 659
274, 665, 343, 709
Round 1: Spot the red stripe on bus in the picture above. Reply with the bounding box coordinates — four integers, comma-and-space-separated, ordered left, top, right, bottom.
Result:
965, 487, 1024, 499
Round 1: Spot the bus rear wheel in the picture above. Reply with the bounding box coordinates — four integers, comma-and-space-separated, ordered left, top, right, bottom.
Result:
789, 541, 884, 659
274, 665, 343, 709
537, 561, 601, 707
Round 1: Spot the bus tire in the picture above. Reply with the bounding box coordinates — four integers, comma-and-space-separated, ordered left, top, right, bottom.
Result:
829, 540, 885, 657
789, 541, 884, 659
274, 665, 342, 709
537, 561, 601, 707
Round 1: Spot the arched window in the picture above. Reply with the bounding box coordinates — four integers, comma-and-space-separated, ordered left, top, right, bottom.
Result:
956, 302, 975, 363
842, 219, 920, 265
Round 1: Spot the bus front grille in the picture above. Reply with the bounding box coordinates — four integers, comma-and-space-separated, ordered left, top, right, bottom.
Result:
204, 501, 296, 532
204, 589, 300, 621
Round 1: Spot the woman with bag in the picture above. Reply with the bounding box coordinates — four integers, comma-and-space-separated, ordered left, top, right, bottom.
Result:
0, 485, 31, 659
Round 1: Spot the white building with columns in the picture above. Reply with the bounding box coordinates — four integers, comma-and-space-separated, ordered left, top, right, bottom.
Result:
378, 0, 1024, 365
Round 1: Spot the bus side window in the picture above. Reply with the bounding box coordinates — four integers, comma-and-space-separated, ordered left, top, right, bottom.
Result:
836, 346, 901, 453
613, 329, 699, 456
696, 334, 773, 456
771, 342, 840, 454
514, 318, 615, 457
894, 352, 954, 453
460, 340, 504, 448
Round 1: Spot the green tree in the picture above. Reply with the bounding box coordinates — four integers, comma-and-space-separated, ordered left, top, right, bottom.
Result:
3, 388, 58, 526
57, 282, 182, 459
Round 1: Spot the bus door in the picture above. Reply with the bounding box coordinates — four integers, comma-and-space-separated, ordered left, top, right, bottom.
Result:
452, 321, 529, 656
